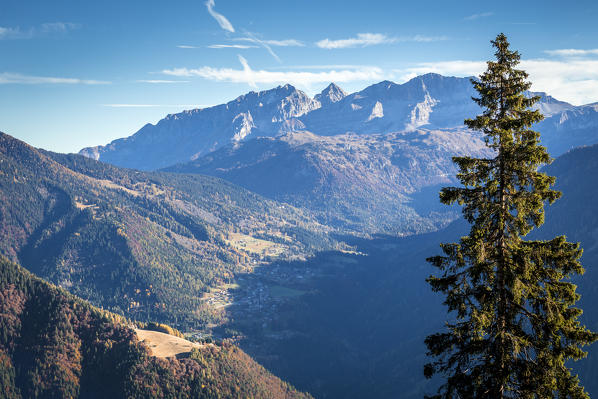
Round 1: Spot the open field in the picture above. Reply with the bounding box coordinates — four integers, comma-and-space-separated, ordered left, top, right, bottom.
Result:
135, 328, 206, 358
225, 232, 286, 257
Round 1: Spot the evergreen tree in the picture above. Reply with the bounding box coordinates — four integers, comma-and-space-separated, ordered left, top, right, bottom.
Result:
424, 33, 597, 398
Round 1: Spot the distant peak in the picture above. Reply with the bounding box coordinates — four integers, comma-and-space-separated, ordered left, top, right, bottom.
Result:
249, 83, 298, 97
277, 83, 296, 92
371, 80, 397, 89
419, 72, 444, 79
359, 80, 398, 96
324, 82, 343, 91
315, 82, 347, 105
230, 83, 305, 106
405, 73, 463, 85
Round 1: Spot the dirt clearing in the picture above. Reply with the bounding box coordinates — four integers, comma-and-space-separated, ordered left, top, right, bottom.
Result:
135, 328, 204, 358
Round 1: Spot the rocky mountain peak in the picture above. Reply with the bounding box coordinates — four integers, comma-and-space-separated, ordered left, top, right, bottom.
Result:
233, 83, 299, 104
315, 83, 347, 106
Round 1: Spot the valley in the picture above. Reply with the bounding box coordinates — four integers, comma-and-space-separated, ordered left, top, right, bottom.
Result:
4, 0, 598, 397
0, 133, 337, 331
3, 73, 598, 398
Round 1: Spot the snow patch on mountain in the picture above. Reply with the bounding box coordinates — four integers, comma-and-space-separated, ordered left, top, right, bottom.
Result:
367, 101, 384, 121
232, 112, 255, 142
406, 93, 438, 130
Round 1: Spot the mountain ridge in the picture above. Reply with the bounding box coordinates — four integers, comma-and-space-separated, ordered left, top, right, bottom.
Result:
79, 73, 597, 171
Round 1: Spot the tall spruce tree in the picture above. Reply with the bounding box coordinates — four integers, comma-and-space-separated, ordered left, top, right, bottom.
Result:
424, 33, 597, 398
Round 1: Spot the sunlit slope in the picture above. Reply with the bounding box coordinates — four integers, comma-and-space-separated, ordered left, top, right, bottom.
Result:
0, 132, 332, 328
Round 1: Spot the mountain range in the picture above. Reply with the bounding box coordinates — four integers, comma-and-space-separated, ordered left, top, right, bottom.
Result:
80, 73, 598, 171
6, 129, 598, 398
77, 74, 598, 235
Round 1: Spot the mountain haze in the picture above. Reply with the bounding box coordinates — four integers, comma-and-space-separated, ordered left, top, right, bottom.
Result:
164, 129, 490, 234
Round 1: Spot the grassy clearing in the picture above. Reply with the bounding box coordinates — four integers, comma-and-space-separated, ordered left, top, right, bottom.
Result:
135, 328, 207, 358
225, 232, 286, 257
74, 201, 97, 210
96, 178, 141, 196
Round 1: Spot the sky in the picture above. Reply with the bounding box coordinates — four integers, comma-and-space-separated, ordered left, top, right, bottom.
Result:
1, 0, 598, 153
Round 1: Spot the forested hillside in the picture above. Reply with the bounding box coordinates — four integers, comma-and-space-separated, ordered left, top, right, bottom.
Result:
0, 132, 335, 329
0, 256, 310, 398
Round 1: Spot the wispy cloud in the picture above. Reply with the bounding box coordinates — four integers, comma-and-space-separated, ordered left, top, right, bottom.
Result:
393, 59, 598, 105
282, 64, 377, 70
162, 55, 383, 88
241, 32, 281, 62
136, 79, 190, 83
0, 26, 31, 39
544, 49, 598, 57
205, 0, 234, 33
316, 33, 393, 49
262, 39, 305, 47
208, 44, 258, 49
463, 12, 493, 21
315, 33, 447, 49
228, 34, 305, 61
103, 104, 208, 108
0, 72, 109, 85
520, 59, 598, 105
235, 37, 305, 47
40, 22, 81, 33
179, 44, 259, 49
0, 22, 80, 39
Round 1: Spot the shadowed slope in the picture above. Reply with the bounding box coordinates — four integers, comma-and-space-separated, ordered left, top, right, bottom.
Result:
0, 257, 311, 398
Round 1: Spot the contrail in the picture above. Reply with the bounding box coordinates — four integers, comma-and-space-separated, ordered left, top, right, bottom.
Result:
205, 0, 235, 33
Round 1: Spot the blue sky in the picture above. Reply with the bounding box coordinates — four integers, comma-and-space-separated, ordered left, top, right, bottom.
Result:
1, 0, 598, 153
